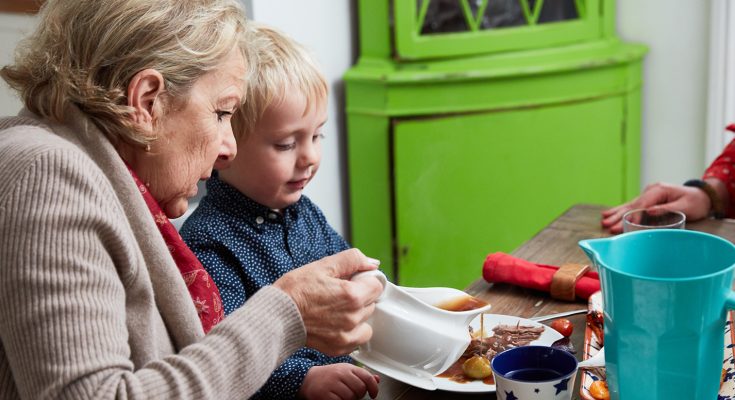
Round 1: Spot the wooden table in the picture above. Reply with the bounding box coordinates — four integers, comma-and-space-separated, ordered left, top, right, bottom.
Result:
371, 203, 735, 400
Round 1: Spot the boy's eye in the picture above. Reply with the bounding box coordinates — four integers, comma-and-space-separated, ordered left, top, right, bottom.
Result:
275, 142, 296, 151
313, 133, 325, 142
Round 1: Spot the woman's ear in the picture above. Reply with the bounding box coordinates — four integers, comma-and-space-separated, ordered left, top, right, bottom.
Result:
127, 69, 165, 133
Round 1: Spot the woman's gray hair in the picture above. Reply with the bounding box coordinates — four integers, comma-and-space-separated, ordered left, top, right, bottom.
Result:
1, 0, 247, 146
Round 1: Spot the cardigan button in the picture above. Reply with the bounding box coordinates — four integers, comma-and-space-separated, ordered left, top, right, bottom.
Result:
255, 216, 264, 224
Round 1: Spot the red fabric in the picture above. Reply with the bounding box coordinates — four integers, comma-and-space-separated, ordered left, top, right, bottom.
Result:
702, 124, 735, 218
126, 164, 224, 333
482, 252, 600, 300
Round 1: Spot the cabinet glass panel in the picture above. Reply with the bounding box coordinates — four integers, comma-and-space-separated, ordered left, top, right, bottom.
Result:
419, 0, 579, 34
396, 0, 599, 60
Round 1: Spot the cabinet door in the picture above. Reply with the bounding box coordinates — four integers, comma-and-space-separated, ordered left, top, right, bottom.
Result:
393, 97, 625, 288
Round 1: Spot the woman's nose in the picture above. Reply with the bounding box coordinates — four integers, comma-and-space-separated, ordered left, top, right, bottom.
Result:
214, 128, 237, 170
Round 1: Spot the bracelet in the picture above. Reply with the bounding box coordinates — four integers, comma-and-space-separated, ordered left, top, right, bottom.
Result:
683, 179, 725, 219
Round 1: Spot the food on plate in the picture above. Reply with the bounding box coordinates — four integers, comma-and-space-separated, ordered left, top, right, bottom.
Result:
436, 322, 545, 384
489, 324, 546, 345
436, 295, 489, 312
581, 292, 609, 400
550, 318, 574, 337
550, 336, 575, 354
461, 355, 492, 379
589, 380, 610, 400
587, 310, 604, 345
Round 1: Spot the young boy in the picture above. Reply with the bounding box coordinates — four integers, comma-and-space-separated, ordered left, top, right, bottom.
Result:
180, 24, 379, 400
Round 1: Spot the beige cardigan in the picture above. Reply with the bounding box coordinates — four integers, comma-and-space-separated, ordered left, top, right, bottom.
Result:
0, 107, 306, 399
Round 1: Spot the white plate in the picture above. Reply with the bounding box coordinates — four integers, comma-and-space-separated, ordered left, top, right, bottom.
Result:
351, 351, 437, 391
353, 313, 563, 392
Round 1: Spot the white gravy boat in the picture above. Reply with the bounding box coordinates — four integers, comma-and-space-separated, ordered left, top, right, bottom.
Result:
352, 270, 492, 382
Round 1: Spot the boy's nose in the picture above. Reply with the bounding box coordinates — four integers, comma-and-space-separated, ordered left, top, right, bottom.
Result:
299, 141, 320, 168
214, 128, 237, 170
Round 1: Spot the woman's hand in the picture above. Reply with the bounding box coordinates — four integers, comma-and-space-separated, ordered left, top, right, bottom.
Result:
274, 248, 384, 356
298, 364, 380, 400
601, 182, 711, 234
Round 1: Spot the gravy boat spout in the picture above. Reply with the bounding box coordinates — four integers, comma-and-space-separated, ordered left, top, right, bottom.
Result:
352, 271, 492, 379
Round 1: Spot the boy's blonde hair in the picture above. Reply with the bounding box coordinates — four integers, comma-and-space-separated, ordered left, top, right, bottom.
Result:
234, 24, 328, 140
0, 0, 247, 146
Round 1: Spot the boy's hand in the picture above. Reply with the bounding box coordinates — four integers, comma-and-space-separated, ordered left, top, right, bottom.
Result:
298, 364, 380, 400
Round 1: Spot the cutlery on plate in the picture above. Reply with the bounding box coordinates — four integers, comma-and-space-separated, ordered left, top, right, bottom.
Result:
530, 309, 587, 322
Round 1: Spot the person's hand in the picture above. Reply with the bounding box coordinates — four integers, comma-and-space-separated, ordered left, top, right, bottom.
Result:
273, 248, 384, 356
298, 364, 380, 400
601, 182, 710, 233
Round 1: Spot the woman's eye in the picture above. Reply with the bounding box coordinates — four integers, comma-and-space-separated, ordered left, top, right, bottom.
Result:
313, 133, 325, 142
275, 142, 296, 151
216, 110, 233, 122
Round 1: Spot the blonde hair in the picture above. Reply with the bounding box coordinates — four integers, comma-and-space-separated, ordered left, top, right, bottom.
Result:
0, 0, 247, 146
233, 23, 328, 140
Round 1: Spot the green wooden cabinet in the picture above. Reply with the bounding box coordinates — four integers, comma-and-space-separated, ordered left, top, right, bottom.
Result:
345, 0, 646, 288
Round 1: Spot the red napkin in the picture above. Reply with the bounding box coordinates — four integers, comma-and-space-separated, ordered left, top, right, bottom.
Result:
483, 252, 600, 300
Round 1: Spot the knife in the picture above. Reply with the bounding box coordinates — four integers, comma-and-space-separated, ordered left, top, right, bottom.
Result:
530, 309, 588, 322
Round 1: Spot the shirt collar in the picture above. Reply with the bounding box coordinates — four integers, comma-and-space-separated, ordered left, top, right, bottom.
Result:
205, 172, 301, 229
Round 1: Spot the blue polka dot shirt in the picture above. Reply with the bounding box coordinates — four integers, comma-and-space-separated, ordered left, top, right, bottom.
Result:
180, 172, 352, 399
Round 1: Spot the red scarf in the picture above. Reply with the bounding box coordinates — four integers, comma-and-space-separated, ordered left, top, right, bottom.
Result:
126, 164, 224, 333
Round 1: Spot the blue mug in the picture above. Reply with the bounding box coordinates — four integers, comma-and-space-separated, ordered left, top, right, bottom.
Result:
579, 229, 735, 400
491, 346, 578, 400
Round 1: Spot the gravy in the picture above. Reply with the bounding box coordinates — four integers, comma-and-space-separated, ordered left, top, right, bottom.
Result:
436, 323, 545, 385
435, 295, 489, 312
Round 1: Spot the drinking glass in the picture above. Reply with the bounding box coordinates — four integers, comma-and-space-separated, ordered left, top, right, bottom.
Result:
622, 208, 685, 232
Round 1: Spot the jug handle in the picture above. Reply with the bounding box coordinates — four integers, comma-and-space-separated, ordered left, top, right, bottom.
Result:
350, 270, 388, 301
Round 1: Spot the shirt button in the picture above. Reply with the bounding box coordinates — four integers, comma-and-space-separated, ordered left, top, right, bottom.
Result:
268, 212, 277, 220
255, 216, 264, 224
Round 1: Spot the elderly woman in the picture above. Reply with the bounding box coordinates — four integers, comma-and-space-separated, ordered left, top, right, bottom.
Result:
0, 0, 382, 399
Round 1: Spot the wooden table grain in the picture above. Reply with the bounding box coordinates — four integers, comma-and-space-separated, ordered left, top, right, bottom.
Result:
368, 203, 735, 400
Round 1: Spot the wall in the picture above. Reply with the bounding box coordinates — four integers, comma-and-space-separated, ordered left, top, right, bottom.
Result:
253, 0, 713, 225
0, 1, 716, 234
0, 13, 35, 114
0, 3, 357, 237
617, 0, 711, 189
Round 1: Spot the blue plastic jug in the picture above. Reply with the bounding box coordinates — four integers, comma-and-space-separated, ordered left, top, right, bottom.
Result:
579, 229, 735, 400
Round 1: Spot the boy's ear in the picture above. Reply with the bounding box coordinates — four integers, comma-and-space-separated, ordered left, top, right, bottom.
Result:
127, 69, 165, 134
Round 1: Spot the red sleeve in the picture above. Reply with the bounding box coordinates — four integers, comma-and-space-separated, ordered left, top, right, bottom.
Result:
703, 124, 735, 217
